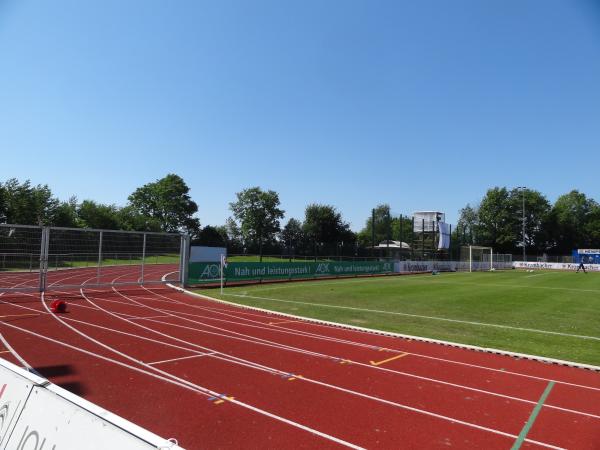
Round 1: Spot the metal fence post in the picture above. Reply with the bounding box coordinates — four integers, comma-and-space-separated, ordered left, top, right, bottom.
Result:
39, 227, 49, 293
97, 231, 103, 283
179, 234, 190, 286
140, 233, 147, 284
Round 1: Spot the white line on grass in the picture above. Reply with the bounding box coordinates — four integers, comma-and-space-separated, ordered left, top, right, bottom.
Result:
524, 273, 551, 279
431, 280, 600, 295
223, 293, 600, 342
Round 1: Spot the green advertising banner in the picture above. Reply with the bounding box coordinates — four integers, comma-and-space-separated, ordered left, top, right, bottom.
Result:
188, 261, 394, 284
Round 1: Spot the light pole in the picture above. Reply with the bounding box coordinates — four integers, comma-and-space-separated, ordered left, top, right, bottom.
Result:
517, 186, 526, 262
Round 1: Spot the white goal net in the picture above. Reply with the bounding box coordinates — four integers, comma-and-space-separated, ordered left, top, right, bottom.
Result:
458, 246, 512, 272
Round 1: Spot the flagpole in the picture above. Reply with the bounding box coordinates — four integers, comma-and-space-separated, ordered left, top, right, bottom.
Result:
220, 258, 224, 295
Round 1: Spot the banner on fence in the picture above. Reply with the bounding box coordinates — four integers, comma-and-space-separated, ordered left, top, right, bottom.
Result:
394, 260, 457, 273
188, 261, 394, 284
513, 261, 600, 272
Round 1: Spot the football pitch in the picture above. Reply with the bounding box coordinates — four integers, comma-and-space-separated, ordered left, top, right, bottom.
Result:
195, 270, 600, 367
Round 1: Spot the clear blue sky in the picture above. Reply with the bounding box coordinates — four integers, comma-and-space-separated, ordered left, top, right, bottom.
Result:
1, 1, 599, 230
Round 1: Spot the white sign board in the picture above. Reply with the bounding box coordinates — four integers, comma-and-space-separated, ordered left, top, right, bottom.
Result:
513, 261, 600, 272
7, 386, 163, 450
0, 365, 38, 448
190, 246, 227, 263
0, 358, 184, 450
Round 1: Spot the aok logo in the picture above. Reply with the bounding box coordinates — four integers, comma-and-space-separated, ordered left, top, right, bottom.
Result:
315, 263, 330, 274
15, 425, 56, 450
200, 264, 221, 279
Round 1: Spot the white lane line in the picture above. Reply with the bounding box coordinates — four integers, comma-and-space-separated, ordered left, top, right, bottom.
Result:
148, 352, 217, 366
45, 284, 365, 450
224, 293, 600, 342
134, 301, 600, 414
173, 288, 600, 391
64, 302, 600, 422
137, 309, 600, 421
156, 280, 600, 392
125, 287, 600, 421
0, 332, 32, 369
128, 315, 173, 321
99, 287, 565, 448
0, 319, 363, 450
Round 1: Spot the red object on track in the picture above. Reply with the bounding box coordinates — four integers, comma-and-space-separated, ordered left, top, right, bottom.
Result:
50, 299, 67, 313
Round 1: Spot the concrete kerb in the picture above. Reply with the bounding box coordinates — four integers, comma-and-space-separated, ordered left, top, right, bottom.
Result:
166, 283, 600, 373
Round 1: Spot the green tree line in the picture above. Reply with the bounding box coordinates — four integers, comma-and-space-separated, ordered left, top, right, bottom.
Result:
0, 174, 200, 235
4, 175, 595, 258
455, 187, 600, 256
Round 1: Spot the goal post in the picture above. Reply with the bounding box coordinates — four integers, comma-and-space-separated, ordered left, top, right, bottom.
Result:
460, 245, 493, 272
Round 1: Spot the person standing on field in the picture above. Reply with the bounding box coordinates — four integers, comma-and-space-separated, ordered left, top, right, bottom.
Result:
576, 259, 587, 273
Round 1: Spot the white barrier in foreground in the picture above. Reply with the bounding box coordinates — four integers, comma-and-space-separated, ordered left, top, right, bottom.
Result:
0, 358, 184, 450
513, 261, 600, 272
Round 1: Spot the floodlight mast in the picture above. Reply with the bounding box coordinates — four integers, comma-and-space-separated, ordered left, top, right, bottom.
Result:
517, 186, 526, 262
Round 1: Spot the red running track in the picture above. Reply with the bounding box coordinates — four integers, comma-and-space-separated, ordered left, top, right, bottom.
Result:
0, 265, 599, 449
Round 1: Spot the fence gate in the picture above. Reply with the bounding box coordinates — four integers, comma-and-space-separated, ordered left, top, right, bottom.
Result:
0, 224, 188, 292
0, 224, 45, 293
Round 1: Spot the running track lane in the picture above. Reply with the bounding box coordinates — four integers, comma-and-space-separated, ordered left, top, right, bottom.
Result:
0, 265, 598, 448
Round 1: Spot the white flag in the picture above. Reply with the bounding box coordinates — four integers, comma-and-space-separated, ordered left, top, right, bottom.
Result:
221, 254, 228, 268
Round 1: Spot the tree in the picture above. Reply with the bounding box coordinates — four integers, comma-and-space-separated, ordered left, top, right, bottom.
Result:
52, 196, 80, 228
509, 188, 551, 254
117, 205, 162, 232
77, 200, 121, 230
476, 187, 518, 252
584, 204, 600, 248
280, 218, 304, 256
456, 204, 479, 245
229, 187, 284, 260
550, 190, 598, 253
1, 179, 58, 225
195, 225, 227, 247
302, 204, 351, 256
0, 182, 6, 223
128, 174, 200, 236
216, 218, 244, 254
357, 204, 394, 249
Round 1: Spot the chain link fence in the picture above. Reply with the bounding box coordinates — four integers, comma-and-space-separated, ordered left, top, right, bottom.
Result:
0, 224, 186, 292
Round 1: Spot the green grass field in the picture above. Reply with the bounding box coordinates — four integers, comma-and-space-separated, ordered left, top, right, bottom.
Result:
195, 270, 600, 366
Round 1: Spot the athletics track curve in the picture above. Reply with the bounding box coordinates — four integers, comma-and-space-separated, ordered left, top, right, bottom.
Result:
0, 265, 598, 449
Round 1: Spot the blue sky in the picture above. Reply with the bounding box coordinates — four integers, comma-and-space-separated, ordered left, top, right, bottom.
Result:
1, 1, 599, 230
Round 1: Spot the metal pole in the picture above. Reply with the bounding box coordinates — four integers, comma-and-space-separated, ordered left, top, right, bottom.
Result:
421, 219, 425, 259
386, 210, 390, 259
411, 217, 415, 260
371, 208, 375, 257
220, 258, 224, 295
97, 231, 103, 283
141, 233, 147, 284
39, 227, 49, 293
449, 224, 452, 260
469, 245, 472, 273
179, 234, 190, 286
522, 188, 526, 262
